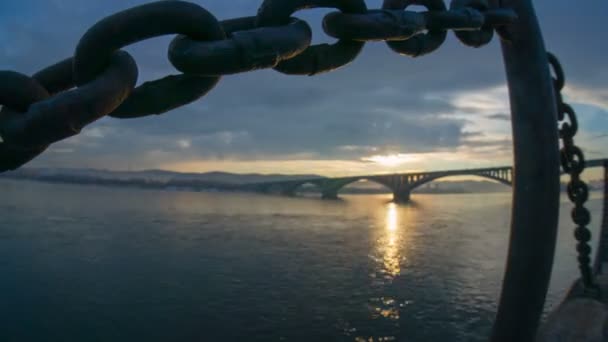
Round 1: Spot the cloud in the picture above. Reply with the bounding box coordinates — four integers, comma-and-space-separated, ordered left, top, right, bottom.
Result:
565, 85, 608, 110
2, 0, 607, 174
486, 114, 510, 121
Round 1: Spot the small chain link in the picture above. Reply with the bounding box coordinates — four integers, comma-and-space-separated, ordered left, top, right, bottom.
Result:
548, 52, 597, 292
450, 0, 494, 47
0, 0, 517, 172
382, 0, 448, 57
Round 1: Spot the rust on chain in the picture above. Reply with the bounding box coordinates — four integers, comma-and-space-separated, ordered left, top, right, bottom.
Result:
169, 17, 312, 75
323, 7, 516, 42
74, 0, 225, 118
450, 0, 494, 48
382, 0, 448, 57
256, 0, 367, 76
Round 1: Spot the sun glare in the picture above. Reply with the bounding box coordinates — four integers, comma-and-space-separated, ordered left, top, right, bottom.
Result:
363, 154, 417, 167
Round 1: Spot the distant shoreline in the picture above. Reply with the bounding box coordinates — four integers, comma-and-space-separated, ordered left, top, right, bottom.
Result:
2, 167, 601, 196
0, 174, 514, 195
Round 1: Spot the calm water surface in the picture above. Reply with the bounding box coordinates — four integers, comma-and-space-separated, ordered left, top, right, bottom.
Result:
0, 180, 603, 341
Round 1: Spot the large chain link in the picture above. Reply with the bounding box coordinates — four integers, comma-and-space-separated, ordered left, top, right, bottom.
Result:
0, 0, 517, 172
548, 53, 596, 292
0, 52, 137, 171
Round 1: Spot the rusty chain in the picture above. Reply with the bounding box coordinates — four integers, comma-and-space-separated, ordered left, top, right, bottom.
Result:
0, 0, 517, 172
548, 53, 597, 292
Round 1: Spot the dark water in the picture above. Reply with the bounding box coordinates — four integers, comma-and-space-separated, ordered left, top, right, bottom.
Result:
0, 179, 603, 341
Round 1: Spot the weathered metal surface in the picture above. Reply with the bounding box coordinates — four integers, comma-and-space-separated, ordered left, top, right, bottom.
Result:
323, 7, 516, 42
170, 17, 312, 75
0, 52, 136, 172
491, 0, 561, 340
110, 74, 220, 119
450, 0, 494, 47
33, 58, 219, 119
74, 1, 225, 118
256, 0, 367, 75
4, 52, 137, 148
382, 0, 447, 57
323, 9, 429, 42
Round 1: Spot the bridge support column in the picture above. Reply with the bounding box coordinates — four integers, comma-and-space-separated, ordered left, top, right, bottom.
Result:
393, 190, 411, 203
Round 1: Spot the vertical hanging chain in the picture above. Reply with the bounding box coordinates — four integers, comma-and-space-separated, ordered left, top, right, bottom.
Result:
548, 52, 596, 290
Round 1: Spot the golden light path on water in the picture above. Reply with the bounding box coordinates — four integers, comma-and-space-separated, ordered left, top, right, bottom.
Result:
359, 201, 414, 341
384, 203, 401, 277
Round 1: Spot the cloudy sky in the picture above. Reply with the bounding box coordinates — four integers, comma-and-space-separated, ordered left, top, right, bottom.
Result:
1, 0, 606, 176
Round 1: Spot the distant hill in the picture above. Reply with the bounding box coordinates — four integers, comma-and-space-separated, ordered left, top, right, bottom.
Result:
2, 167, 602, 195
1, 167, 322, 185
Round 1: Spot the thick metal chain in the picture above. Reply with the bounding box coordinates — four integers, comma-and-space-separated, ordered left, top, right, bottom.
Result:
547, 53, 596, 290
0, 0, 517, 172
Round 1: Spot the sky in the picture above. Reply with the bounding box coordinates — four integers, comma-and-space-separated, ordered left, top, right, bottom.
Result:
0, 0, 607, 177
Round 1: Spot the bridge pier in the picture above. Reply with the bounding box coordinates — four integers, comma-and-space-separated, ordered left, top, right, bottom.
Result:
321, 191, 339, 200
281, 190, 296, 197
393, 190, 411, 203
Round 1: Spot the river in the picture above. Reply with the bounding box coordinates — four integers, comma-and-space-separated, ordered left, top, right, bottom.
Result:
0, 179, 603, 341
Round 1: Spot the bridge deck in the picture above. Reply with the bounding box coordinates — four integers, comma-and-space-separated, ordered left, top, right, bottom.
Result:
249, 159, 606, 203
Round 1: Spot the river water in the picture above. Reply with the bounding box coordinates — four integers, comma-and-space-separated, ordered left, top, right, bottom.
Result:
0, 179, 604, 341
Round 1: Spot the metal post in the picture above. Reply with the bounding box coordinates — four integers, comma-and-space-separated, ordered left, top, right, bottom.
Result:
490, 0, 561, 341
593, 161, 608, 274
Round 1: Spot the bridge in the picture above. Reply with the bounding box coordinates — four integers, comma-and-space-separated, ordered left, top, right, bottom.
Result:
246, 159, 607, 203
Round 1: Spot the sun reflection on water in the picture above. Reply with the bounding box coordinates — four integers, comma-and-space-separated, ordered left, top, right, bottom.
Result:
365, 201, 415, 337
386, 203, 398, 232
383, 203, 401, 277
